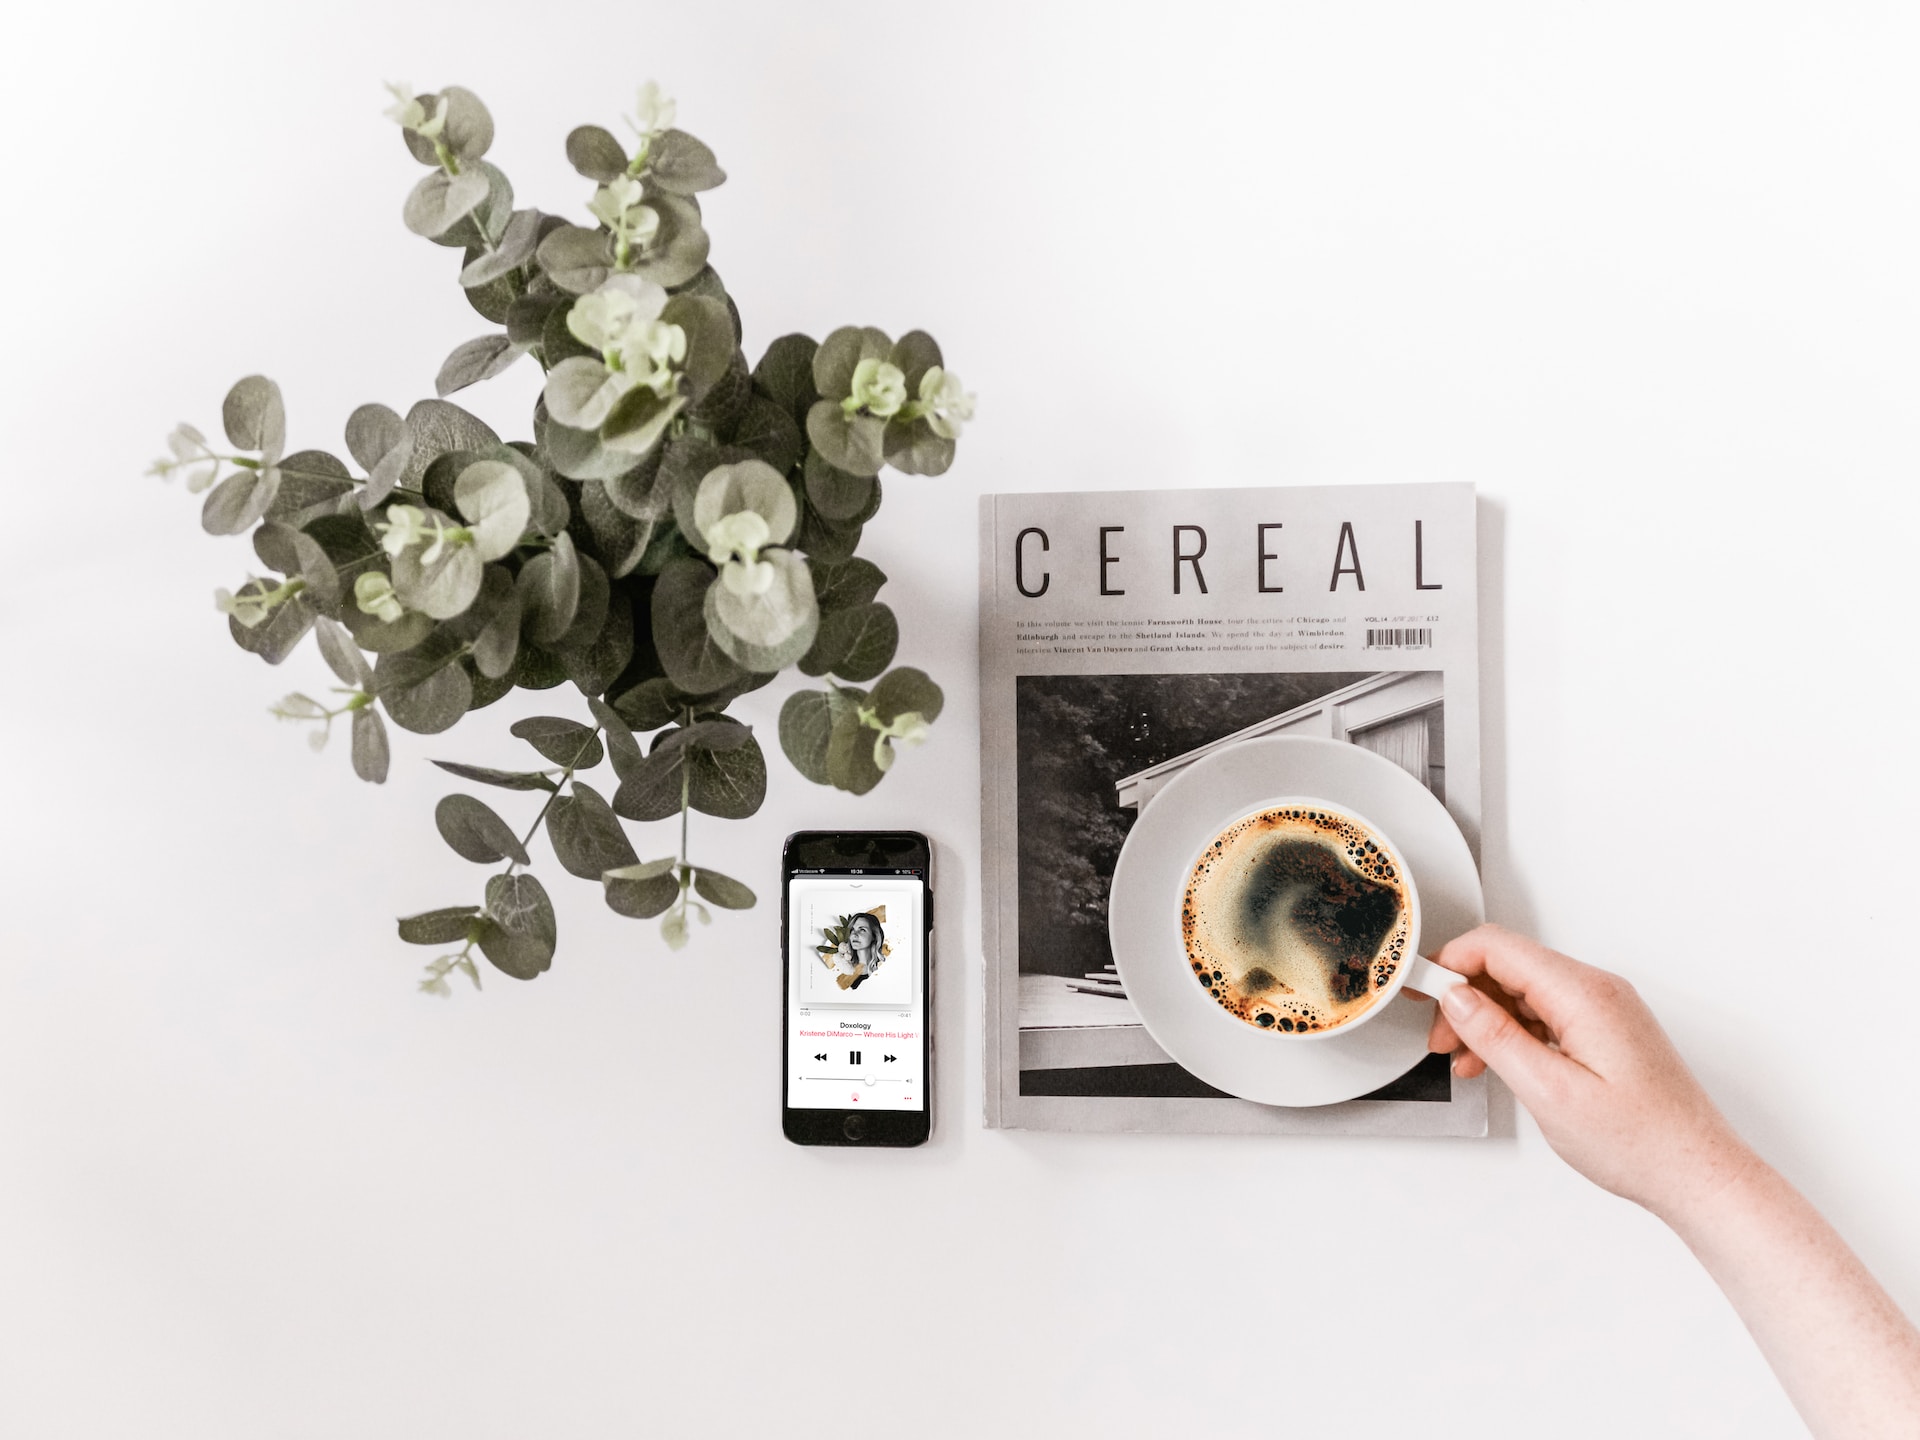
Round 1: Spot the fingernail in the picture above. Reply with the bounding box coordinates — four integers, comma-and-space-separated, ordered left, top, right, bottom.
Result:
1440, 985, 1480, 1021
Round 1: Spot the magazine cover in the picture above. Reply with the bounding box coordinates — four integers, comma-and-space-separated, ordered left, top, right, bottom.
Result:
979, 483, 1486, 1135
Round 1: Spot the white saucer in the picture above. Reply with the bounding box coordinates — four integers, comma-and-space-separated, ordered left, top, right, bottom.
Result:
1108, 736, 1485, 1107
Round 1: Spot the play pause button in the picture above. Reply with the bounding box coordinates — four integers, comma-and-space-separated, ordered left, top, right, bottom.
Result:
848, 1051, 862, 1065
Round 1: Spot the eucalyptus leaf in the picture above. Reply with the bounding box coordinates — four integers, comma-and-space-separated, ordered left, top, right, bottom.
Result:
345, 403, 405, 473
588, 697, 643, 781
458, 208, 540, 288
794, 500, 863, 562
651, 558, 745, 694
436, 334, 525, 397
398, 906, 481, 945
389, 519, 484, 620
480, 873, 556, 980
536, 224, 613, 294
430, 760, 556, 792
826, 686, 885, 796
660, 294, 734, 401
453, 460, 531, 561
778, 690, 834, 786
509, 641, 569, 691
704, 549, 818, 673
472, 584, 522, 679
752, 333, 821, 425
401, 400, 500, 492
229, 586, 313, 664
801, 600, 897, 682
603, 865, 680, 919
342, 601, 434, 654
313, 615, 373, 689
809, 557, 887, 614
811, 327, 892, 400
435, 793, 529, 865
609, 742, 686, 822
803, 450, 877, 522
888, 330, 943, 390
869, 666, 946, 725
222, 375, 286, 454
691, 867, 755, 909
437, 87, 495, 163
558, 586, 633, 698
465, 660, 513, 712
646, 129, 726, 194
565, 125, 628, 183
804, 402, 886, 478
599, 385, 686, 458
628, 191, 710, 288
519, 532, 581, 644
266, 450, 355, 520
403, 168, 490, 239
728, 395, 802, 477
688, 729, 766, 819
376, 639, 474, 734
581, 481, 655, 577
510, 714, 603, 770
544, 412, 637, 482
883, 415, 958, 477
201, 466, 281, 536
546, 356, 629, 431
600, 447, 667, 522
507, 293, 561, 348
545, 781, 638, 879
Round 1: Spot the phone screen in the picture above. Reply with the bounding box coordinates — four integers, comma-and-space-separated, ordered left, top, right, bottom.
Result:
784, 853, 928, 1118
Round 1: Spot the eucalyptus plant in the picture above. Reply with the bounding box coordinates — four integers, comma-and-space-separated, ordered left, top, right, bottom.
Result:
150, 82, 972, 992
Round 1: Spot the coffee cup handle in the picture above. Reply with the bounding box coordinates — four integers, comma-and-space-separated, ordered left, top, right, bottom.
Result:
1403, 953, 1467, 1003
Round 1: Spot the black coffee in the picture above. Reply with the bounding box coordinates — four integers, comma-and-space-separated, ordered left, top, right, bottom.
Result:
1181, 807, 1411, 1034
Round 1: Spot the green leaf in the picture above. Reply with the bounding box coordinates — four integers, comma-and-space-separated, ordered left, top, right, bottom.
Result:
472, 583, 522, 679
609, 745, 685, 822
809, 557, 886, 614
660, 435, 731, 540
465, 660, 513, 712
692, 867, 755, 909
566, 125, 628, 182
580, 481, 655, 578
629, 191, 709, 288
647, 129, 726, 193
811, 327, 893, 400
430, 760, 555, 792
589, 697, 643, 780
778, 690, 834, 786
826, 686, 884, 796
458, 208, 540, 288
728, 394, 803, 477
598, 384, 685, 457
805, 402, 886, 478
603, 862, 680, 919
223, 375, 285, 453
390, 518, 484, 620
511, 714, 603, 770
229, 585, 313, 664
376, 638, 473, 734
404, 168, 490, 239
661, 294, 735, 401
601, 446, 667, 522
435, 793, 529, 865
509, 641, 569, 691
313, 615, 373, 689
688, 730, 766, 818
689, 458, 797, 552
536, 224, 612, 294
201, 466, 281, 536
480, 873, 556, 979
507, 293, 561, 348
342, 600, 435, 654
803, 450, 877, 522
545, 781, 639, 879
436, 86, 494, 163
351, 702, 390, 783
519, 532, 581, 644
398, 906, 480, 945
452, 460, 531, 562
795, 500, 863, 562
558, 586, 634, 698
547, 355, 629, 431
753, 333, 821, 425
436, 334, 525, 397
704, 549, 819, 673
869, 666, 946, 725
801, 600, 897, 682
265, 450, 355, 521
344, 403, 404, 472
888, 330, 943, 390
400, 399, 500, 493
883, 415, 958, 477
651, 558, 745, 694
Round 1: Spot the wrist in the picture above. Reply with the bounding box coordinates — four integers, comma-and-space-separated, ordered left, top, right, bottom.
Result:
1646, 1131, 1775, 1239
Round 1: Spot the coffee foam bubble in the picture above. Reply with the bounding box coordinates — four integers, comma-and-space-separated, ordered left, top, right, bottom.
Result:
1181, 807, 1411, 1034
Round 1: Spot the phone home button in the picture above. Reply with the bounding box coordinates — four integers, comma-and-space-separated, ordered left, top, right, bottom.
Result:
842, 1115, 866, 1141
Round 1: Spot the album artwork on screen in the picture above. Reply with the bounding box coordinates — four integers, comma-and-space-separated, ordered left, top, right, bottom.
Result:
978, 482, 1486, 1137
795, 887, 916, 1010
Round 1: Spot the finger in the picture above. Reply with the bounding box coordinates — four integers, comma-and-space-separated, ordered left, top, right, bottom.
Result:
1430, 924, 1606, 1033
1427, 1009, 1460, 1054
1437, 981, 1568, 1103
1452, 1051, 1486, 1079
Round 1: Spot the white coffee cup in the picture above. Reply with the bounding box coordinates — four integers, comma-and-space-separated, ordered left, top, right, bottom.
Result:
1183, 795, 1465, 1040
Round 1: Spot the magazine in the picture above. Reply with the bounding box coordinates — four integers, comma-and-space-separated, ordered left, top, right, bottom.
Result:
978, 482, 1487, 1136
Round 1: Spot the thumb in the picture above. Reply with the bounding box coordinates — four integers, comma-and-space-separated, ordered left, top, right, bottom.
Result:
1440, 983, 1564, 1103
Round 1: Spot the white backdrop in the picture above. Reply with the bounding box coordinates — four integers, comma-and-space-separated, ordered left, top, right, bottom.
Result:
3, 3, 1917, 1435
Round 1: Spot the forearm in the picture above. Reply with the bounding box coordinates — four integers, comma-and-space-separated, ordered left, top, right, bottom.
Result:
1665, 1155, 1920, 1439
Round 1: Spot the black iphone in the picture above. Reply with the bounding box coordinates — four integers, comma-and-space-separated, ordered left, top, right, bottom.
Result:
782, 831, 932, 1147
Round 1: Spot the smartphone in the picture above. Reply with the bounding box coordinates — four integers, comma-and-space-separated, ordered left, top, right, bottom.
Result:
782, 831, 932, 1147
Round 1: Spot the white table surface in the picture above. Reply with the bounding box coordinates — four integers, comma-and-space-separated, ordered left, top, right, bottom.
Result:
4, 4, 1918, 1436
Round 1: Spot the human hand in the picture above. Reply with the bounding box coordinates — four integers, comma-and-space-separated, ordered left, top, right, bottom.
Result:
1423, 924, 1759, 1221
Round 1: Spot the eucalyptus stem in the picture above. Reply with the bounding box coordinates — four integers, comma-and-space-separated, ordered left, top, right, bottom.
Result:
506, 724, 603, 875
